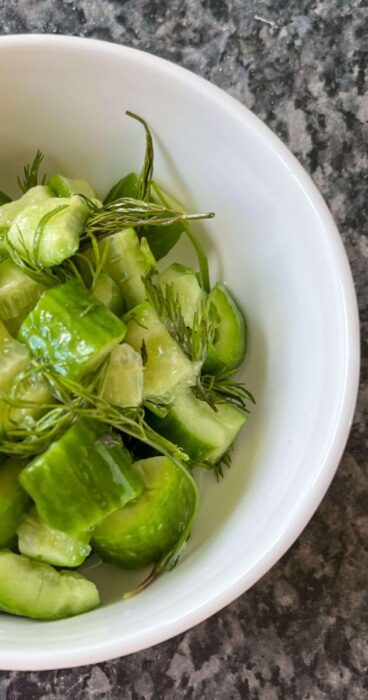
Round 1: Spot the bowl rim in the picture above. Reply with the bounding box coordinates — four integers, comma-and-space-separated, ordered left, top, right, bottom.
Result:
0, 33, 360, 671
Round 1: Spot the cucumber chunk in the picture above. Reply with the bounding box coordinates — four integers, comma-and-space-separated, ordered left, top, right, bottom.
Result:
0, 259, 44, 333
102, 344, 143, 407
5, 371, 52, 430
18, 279, 126, 379
124, 302, 197, 403
0, 459, 30, 548
148, 388, 247, 465
92, 456, 197, 568
93, 272, 124, 316
0, 185, 53, 229
17, 508, 91, 567
160, 263, 205, 327
7, 195, 89, 268
103, 228, 154, 309
0, 550, 100, 620
20, 420, 144, 534
204, 284, 247, 375
0, 321, 30, 429
48, 173, 96, 199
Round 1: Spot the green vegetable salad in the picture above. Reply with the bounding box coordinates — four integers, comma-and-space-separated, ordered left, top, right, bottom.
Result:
0, 113, 254, 620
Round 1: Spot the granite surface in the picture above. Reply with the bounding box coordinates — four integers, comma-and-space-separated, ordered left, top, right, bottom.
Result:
0, 0, 367, 698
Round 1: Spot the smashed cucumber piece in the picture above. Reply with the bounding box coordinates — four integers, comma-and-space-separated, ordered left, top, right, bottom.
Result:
103, 228, 155, 310
0, 185, 52, 229
20, 420, 144, 534
18, 279, 126, 379
148, 388, 247, 465
0, 259, 44, 334
102, 344, 143, 408
93, 272, 124, 316
48, 173, 96, 199
5, 371, 52, 430
92, 456, 197, 569
17, 508, 91, 568
160, 263, 205, 327
7, 194, 89, 268
124, 302, 197, 403
0, 459, 30, 548
204, 284, 247, 375
0, 550, 100, 620
0, 321, 30, 429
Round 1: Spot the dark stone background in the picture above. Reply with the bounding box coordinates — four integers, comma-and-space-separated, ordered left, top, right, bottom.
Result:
0, 1, 367, 698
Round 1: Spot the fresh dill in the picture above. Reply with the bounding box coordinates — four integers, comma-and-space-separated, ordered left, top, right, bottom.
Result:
17, 150, 46, 193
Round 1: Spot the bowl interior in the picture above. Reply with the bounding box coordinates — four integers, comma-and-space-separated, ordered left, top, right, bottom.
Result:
0, 36, 359, 670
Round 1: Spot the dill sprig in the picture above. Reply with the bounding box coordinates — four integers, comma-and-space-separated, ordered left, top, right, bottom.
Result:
126, 111, 154, 201
198, 375, 256, 412
17, 150, 46, 193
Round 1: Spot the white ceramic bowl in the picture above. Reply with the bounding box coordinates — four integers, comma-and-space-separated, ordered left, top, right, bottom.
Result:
0, 35, 359, 671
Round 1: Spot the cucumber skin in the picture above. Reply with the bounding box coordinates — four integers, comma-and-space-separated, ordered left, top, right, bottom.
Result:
0, 550, 100, 620
48, 174, 96, 199
92, 456, 197, 569
204, 284, 247, 375
20, 420, 144, 534
18, 280, 126, 380
0, 459, 31, 548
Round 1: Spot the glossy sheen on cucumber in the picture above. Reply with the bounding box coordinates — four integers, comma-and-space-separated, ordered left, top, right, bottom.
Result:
0, 185, 53, 229
48, 173, 96, 199
0, 321, 31, 430
0, 259, 44, 333
18, 279, 126, 379
5, 372, 52, 430
0, 550, 100, 620
102, 344, 143, 407
7, 194, 90, 268
0, 459, 30, 548
103, 228, 154, 309
160, 263, 205, 328
124, 302, 197, 403
93, 272, 124, 316
17, 508, 91, 568
204, 284, 247, 375
20, 420, 144, 534
148, 388, 247, 464
92, 456, 197, 569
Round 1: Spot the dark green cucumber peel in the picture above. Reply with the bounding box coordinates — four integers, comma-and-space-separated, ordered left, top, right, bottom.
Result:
20, 420, 144, 534
0, 459, 31, 548
18, 279, 126, 379
0, 550, 100, 620
204, 284, 247, 375
92, 456, 198, 569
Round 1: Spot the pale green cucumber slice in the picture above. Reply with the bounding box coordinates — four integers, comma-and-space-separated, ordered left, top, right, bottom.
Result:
93, 272, 124, 316
20, 420, 144, 534
6, 372, 52, 430
160, 262, 205, 327
0, 550, 100, 620
148, 388, 247, 465
0, 459, 30, 548
124, 302, 197, 403
102, 344, 143, 407
0, 185, 53, 228
204, 284, 247, 375
17, 508, 91, 567
7, 195, 89, 268
103, 228, 154, 309
0, 259, 44, 333
48, 173, 96, 199
139, 237, 156, 269
0, 322, 30, 428
18, 279, 126, 379
92, 456, 197, 569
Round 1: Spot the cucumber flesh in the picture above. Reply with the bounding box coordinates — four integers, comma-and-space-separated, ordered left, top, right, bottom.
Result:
124, 302, 197, 403
17, 508, 91, 567
148, 388, 247, 465
48, 173, 96, 199
102, 344, 143, 407
160, 263, 205, 327
0, 322, 30, 429
0, 185, 53, 229
18, 279, 126, 380
0, 259, 44, 333
92, 456, 197, 568
6, 372, 53, 430
0, 550, 100, 620
204, 284, 247, 375
7, 195, 89, 268
93, 272, 124, 316
103, 228, 153, 309
20, 420, 144, 534
0, 459, 30, 548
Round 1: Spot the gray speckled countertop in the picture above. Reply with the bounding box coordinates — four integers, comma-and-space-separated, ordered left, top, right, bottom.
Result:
0, 1, 367, 698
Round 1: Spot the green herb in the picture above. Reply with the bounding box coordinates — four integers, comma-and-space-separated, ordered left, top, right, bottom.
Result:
126, 111, 154, 202
198, 375, 255, 412
17, 150, 46, 193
